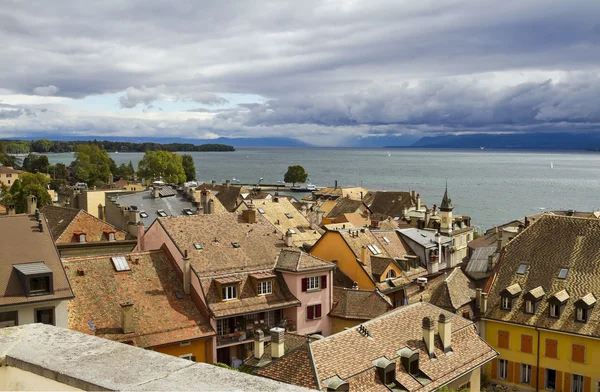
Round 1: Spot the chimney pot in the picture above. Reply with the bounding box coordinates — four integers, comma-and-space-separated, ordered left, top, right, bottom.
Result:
438, 313, 452, 353
422, 316, 435, 357
270, 327, 286, 358
253, 329, 265, 359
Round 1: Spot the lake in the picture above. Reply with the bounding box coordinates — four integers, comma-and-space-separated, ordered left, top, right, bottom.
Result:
46, 148, 600, 231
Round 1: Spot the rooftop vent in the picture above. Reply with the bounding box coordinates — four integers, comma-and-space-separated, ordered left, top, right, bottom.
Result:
357, 324, 372, 338
232, 242, 241, 248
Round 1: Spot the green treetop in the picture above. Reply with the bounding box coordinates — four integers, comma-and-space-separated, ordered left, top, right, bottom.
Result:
284, 165, 308, 186
73, 145, 115, 187
137, 150, 186, 184
1, 173, 52, 213
181, 154, 196, 182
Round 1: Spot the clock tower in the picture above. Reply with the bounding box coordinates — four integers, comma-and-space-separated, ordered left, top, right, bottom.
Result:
439, 185, 453, 235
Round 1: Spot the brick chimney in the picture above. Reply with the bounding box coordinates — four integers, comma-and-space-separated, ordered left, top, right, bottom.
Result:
120, 302, 134, 334
183, 249, 191, 295
438, 314, 452, 353
243, 203, 257, 223
270, 327, 285, 358
422, 317, 434, 357
27, 195, 37, 215
253, 329, 265, 359
136, 221, 145, 251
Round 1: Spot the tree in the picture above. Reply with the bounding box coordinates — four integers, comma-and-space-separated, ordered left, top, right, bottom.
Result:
52, 162, 69, 180
22, 154, 50, 173
31, 139, 53, 153
73, 145, 114, 187
181, 154, 196, 182
116, 162, 135, 180
1, 173, 52, 213
137, 150, 186, 184
284, 165, 308, 186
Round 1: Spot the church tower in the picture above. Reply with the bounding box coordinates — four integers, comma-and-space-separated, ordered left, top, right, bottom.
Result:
439, 185, 453, 235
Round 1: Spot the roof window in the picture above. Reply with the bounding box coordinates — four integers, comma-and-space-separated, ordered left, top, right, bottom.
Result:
157, 210, 168, 217
231, 242, 241, 248
285, 212, 293, 219
297, 226, 306, 233
517, 264, 528, 275
111, 256, 131, 272
193, 243, 203, 250
558, 268, 569, 279
258, 208, 265, 214
383, 236, 391, 244
367, 244, 382, 255
183, 208, 194, 216
140, 211, 149, 218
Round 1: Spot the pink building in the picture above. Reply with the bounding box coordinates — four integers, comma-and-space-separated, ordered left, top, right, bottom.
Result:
275, 249, 334, 336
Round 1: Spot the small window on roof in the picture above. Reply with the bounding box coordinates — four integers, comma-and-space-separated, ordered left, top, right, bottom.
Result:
285, 212, 293, 219
517, 264, 528, 275
111, 256, 131, 272
157, 210, 167, 217
288, 229, 296, 234
140, 211, 149, 218
297, 226, 306, 233
558, 268, 569, 279
258, 208, 265, 214
194, 243, 203, 250
383, 236, 391, 244
231, 242, 241, 248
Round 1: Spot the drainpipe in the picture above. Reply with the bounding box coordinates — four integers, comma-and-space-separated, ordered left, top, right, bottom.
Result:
536, 327, 540, 392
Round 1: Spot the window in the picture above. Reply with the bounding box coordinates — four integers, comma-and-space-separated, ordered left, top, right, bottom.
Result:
383, 236, 391, 244
572, 344, 585, 363
222, 285, 238, 301
498, 330, 509, 349
549, 303, 560, 318
545, 369, 557, 390
264, 311, 275, 328
576, 307, 587, 322
306, 304, 322, 320
108, 232, 115, 241
307, 276, 321, 291
6, 174, 11, 178
79, 234, 86, 243
498, 359, 508, 380
517, 264, 528, 275
525, 300, 534, 314
179, 354, 195, 361
0, 311, 18, 328
558, 268, 569, 279
30, 276, 50, 295
140, 211, 149, 218
545, 339, 558, 358
194, 243, 203, 250
35, 307, 55, 325
111, 256, 131, 272
521, 335, 533, 353
384, 368, 396, 385
572, 374, 584, 392
216, 319, 229, 335
257, 280, 272, 295
157, 210, 167, 217
501, 296, 511, 310
520, 363, 532, 385
386, 270, 396, 279
285, 212, 293, 219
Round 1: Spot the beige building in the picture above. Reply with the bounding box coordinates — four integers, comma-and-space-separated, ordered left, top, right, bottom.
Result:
0, 166, 23, 189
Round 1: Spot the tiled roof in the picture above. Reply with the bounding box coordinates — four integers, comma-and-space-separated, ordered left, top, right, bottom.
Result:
244, 332, 309, 368
41, 206, 129, 244
198, 271, 300, 318
191, 189, 228, 214
363, 191, 419, 220
196, 183, 249, 212
243, 199, 321, 247
275, 249, 334, 272
64, 250, 215, 347
313, 186, 369, 200
425, 268, 476, 312
330, 287, 392, 320
465, 246, 498, 279
256, 344, 319, 390
485, 215, 600, 338
330, 212, 369, 228
326, 199, 365, 219
261, 302, 496, 391
0, 214, 74, 307
333, 266, 355, 288
156, 212, 288, 276
315, 199, 338, 216
0, 166, 23, 174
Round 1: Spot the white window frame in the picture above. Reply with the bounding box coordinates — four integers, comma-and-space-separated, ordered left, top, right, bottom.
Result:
306, 276, 321, 291
216, 319, 229, 335
498, 359, 508, 380
257, 280, 272, 296
222, 285, 238, 301
550, 303, 559, 317
108, 232, 115, 241
264, 311, 275, 328
79, 234, 86, 243
501, 296, 511, 310
386, 270, 396, 279
572, 374, 584, 392
179, 353, 193, 361
520, 363, 532, 384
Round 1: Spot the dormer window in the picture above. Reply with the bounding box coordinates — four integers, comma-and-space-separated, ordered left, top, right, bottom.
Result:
549, 303, 560, 318
222, 285, 238, 301
79, 233, 86, 243
215, 276, 241, 301
257, 280, 272, 295
574, 293, 596, 323
500, 283, 522, 311
386, 270, 396, 279
104, 230, 116, 241
399, 347, 420, 376
523, 286, 545, 315
501, 296, 511, 310
373, 357, 396, 387
13, 262, 54, 297
548, 289, 569, 319
525, 300, 534, 314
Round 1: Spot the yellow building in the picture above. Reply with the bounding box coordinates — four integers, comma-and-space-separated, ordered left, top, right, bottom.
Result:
0, 166, 23, 188
481, 214, 600, 391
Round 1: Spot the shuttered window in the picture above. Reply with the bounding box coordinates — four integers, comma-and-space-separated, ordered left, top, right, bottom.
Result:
521, 334, 533, 353
306, 304, 322, 320
498, 330, 509, 349
572, 344, 585, 363
545, 339, 558, 358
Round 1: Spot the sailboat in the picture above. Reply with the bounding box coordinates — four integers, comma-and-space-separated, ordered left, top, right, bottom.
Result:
387, 151, 391, 157
550, 162, 554, 169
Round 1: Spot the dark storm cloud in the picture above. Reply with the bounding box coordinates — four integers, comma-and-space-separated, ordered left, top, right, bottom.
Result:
1, 0, 600, 144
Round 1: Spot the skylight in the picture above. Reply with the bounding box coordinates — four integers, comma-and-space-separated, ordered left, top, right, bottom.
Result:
367, 244, 382, 255
285, 212, 293, 219
183, 208, 194, 215
288, 229, 296, 234
157, 210, 167, 217
297, 226, 306, 233
558, 268, 569, 279
111, 256, 131, 272
140, 212, 148, 218
258, 208, 265, 214
383, 236, 391, 244
517, 264, 528, 275
194, 243, 203, 250
232, 242, 241, 248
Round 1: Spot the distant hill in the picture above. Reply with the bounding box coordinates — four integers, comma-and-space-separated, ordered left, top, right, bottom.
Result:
411, 132, 600, 150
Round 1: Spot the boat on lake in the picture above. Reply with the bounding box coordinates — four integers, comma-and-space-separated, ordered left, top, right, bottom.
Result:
290, 183, 317, 192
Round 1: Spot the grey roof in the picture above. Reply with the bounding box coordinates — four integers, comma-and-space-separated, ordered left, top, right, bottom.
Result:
0, 324, 310, 392
397, 228, 452, 248
110, 190, 197, 227
466, 246, 498, 274
13, 262, 52, 276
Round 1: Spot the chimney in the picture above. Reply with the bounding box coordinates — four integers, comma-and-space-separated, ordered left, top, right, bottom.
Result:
361, 245, 367, 264
270, 327, 285, 358
285, 230, 294, 247
225, 179, 230, 188
411, 190, 416, 199
422, 317, 435, 357
524, 216, 529, 227
206, 199, 214, 215
487, 254, 495, 270
120, 302, 134, 334
183, 249, 191, 295
7, 204, 15, 215
201, 190, 209, 211
425, 209, 430, 227
496, 238, 502, 252
153, 187, 160, 198
273, 192, 279, 203
243, 204, 257, 224
352, 281, 359, 290
432, 204, 437, 215
253, 329, 265, 359
475, 288, 482, 309
438, 314, 452, 353
38, 219, 44, 232
27, 195, 37, 215
402, 206, 408, 217
136, 221, 145, 251
416, 193, 422, 210
211, 180, 216, 187
481, 292, 488, 313
300, 205, 307, 217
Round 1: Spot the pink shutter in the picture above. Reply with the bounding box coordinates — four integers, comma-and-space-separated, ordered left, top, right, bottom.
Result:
301, 278, 308, 292
307, 305, 314, 320
321, 275, 327, 289
315, 304, 322, 318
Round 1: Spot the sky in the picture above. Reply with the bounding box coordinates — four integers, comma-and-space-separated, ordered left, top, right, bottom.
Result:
1, 0, 600, 146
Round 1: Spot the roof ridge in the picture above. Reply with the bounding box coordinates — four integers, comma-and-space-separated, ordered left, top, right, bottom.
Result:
63, 250, 163, 262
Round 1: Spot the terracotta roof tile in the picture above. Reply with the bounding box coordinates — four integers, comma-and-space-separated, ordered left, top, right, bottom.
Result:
419, 268, 476, 312
326, 199, 365, 219
256, 344, 318, 390
196, 183, 249, 211
363, 191, 419, 220
41, 206, 129, 243
330, 287, 392, 320
275, 249, 334, 272
64, 250, 214, 347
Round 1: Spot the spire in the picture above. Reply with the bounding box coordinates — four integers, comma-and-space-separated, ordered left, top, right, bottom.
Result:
440, 183, 453, 211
